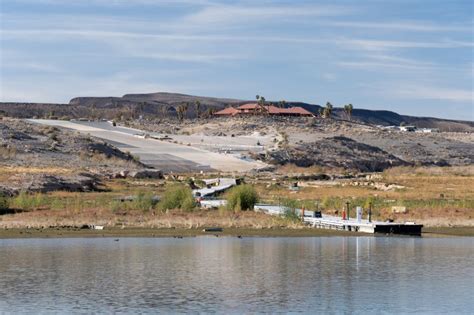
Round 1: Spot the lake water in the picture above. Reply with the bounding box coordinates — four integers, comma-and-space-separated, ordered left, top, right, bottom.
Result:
0, 237, 473, 314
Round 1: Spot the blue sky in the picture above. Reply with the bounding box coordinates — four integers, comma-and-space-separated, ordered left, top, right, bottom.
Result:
0, 0, 472, 120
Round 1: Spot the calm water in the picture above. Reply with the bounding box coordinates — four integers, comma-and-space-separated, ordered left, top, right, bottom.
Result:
0, 237, 473, 314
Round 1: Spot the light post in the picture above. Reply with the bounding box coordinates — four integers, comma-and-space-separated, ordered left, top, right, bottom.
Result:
368, 202, 372, 223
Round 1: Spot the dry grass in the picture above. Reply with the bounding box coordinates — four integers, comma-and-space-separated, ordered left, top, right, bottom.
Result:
276, 164, 328, 175
0, 166, 75, 181
0, 166, 472, 228
0, 206, 303, 229
256, 165, 474, 227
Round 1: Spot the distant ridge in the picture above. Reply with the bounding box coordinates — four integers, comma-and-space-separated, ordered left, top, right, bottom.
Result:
1, 92, 472, 132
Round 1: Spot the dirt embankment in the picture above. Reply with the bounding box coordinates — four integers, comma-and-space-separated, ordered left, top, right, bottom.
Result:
0, 118, 156, 195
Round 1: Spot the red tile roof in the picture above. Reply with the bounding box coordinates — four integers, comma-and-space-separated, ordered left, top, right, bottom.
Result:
279, 106, 313, 116
214, 107, 239, 115
237, 103, 262, 110
215, 103, 314, 116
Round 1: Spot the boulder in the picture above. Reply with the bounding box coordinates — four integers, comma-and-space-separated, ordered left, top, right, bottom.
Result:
128, 169, 163, 179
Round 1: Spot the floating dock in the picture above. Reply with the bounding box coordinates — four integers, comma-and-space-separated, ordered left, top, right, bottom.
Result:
254, 204, 423, 236
193, 178, 237, 198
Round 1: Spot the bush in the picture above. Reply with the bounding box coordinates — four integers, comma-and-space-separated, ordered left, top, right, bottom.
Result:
226, 185, 258, 211
11, 192, 47, 211
280, 198, 302, 221
0, 193, 9, 213
131, 192, 156, 212
158, 184, 196, 211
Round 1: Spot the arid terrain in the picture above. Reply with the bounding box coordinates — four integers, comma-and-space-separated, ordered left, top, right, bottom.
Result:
0, 104, 473, 233
127, 116, 474, 170
1, 92, 473, 131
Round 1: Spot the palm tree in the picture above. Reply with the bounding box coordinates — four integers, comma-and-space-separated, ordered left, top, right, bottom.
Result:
182, 102, 189, 120
256, 95, 267, 115
318, 108, 324, 118
343, 104, 353, 120
323, 102, 333, 119
176, 105, 185, 122
194, 100, 201, 119
278, 100, 287, 108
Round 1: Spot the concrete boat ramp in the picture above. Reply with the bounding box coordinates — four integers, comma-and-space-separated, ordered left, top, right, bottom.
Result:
27, 119, 266, 173
254, 204, 423, 235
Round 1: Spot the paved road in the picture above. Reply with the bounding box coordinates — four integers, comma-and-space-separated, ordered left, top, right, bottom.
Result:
28, 120, 266, 173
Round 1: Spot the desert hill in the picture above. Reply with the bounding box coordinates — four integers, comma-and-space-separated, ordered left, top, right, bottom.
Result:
0, 92, 472, 131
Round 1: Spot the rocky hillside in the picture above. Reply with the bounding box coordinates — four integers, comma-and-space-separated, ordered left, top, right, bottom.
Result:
1, 92, 473, 131
0, 118, 157, 195
260, 136, 409, 172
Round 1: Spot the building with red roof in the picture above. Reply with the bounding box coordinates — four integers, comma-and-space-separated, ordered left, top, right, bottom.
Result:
214, 103, 314, 117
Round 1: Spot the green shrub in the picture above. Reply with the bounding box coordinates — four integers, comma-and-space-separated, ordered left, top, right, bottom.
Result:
226, 185, 258, 211
158, 185, 196, 211
0, 193, 9, 213
11, 192, 47, 211
280, 198, 303, 221
281, 198, 299, 212
131, 192, 156, 212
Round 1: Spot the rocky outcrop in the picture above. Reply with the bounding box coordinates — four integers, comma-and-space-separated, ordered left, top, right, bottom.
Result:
110, 169, 163, 179
2, 173, 102, 195
0, 118, 143, 169
260, 136, 410, 172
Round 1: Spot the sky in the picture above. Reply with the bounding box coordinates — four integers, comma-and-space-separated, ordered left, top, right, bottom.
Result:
0, 0, 473, 120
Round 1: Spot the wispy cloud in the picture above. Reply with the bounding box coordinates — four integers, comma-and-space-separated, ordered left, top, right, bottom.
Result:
1, 61, 62, 73
182, 4, 354, 26
4, 29, 472, 50
9, 0, 215, 6
1, 0, 472, 119
337, 54, 448, 72
393, 85, 473, 102
323, 20, 472, 32
340, 38, 474, 51
0, 72, 208, 103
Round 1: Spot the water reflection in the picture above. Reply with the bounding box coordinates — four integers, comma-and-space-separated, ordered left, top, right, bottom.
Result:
0, 237, 473, 313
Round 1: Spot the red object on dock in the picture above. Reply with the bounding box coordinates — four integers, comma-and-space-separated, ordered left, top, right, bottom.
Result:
342, 209, 346, 220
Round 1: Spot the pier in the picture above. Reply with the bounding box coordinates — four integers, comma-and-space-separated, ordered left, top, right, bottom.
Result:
254, 204, 423, 236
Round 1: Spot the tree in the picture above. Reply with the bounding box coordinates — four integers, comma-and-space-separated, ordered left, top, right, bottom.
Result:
278, 99, 287, 108
160, 105, 168, 118
343, 103, 353, 120
318, 108, 324, 117
176, 105, 185, 122
182, 102, 189, 119
194, 100, 201, 119
204, 108, 216, 118
175, 103, 189, 121
323, 102, 333, 119
256, 95, 267, 115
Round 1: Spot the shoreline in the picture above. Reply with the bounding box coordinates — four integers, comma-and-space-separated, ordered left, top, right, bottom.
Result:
0, 226, 472, 239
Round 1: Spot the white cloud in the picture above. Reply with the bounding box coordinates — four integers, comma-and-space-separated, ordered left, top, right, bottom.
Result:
125, 51, 246, 63
393, 85, 473, 102
337, 54, 442, 71
0, 72, 206, 103
9, 0, 215, 6
182, 4, 354, 26
4, 29, 472, 51
323, 20, 472, 32
340, 38, 473, 51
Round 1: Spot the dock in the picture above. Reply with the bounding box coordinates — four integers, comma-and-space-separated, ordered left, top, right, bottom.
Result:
193, 178, 237, 198
254, 204, 423, 235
